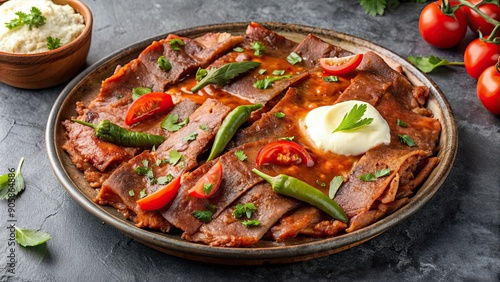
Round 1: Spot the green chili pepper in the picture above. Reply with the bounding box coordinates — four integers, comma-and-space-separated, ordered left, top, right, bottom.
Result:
73, 119, 166, 147
252, 168, 348, 223
206, 103, 263, 161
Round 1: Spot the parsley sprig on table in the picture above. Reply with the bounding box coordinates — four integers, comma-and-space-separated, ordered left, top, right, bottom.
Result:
359, 0, 427, 16
5, 7, 46, 30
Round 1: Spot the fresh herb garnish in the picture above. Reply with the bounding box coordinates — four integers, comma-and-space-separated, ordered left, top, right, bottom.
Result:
329, 176, 344, 199
407, 55, 464, 73
132, 87, 152, 101
359, 0, 427, 16
203, 183, 213, 195
0, 157, 25, 200
139, 189, 147, 198
398, 134, 417, 147
323, 75, 339, 82
183, 132, 198, 142
242, 220, 261, 227
250, 41, 265, 56
161, 113, 189, 132
279, 136, 294, 141
332, 103, 373, 133
286, 52, 302, 65
169, 38, 185, 50
316, 180, 326, 187
167, 150, 183, 166
191, 61, 261, 92
272, 69, 285, 76
233, 203, 257, 219
195, 68, 208, 81
192, 204, 216, 223
128, 190, 135, 197
359, 168, 391, 182
47, 36, 61, 50
233, 47, 244, 53
5, 7, 46, 30
258, 69, 267, 75
157, 56, 172, 71
15, 227, 51, 247
397, 119, 407, 127
274, 112, 285, 119
199, 124, 209, 131
235, 150, 247, 161
253, 74, 292, 89
157, 174, 173, 185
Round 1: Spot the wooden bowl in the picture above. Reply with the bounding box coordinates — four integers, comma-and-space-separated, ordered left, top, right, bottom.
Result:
0, 0, 92, 89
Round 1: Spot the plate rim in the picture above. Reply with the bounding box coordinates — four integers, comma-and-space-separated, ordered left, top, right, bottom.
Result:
45, 21, 458, 264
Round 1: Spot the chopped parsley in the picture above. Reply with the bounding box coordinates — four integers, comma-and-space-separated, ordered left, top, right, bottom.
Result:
166, 150, 183, 166
157, 56, 172, 71
233, 203, 257, 219
169, 38, 185, 50
258, 69, 267, 75
161, 113, 189, 132
397, 119, 408, 127
253, 74, 292, 89
274, 112, 285, 119
242, 220, 261, 228
203, 183, 213, 195
132, 87, 152, 101
272, 69, 285, 76
234, 150, 247, 161
195, 68, 208, 81
359, 168, 391, 182
323, 75, 339, 82
128, 190, 135, 197
199, 124, 209, 131
332, 103, 373, 133
157, 174, 173, 185
183, 132, 198, 142
286, 52, 302, 65
398, 134, 417, 147
5, 7, 46, 30
192, 204, 216, 223
233, 46, 244, 52
139, 189, 147, 199
279, 136, 294, 141
47, 36, 61, 50
250, 41, 266, 56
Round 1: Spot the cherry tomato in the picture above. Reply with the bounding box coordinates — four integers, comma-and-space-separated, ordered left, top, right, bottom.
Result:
125, 92, 174, 125
464, 38, 500, 79
188, 161, 223, 198
477, 64, 500, 115
464, 0, 500, 35
256, 140, 314, 167
319, 54, 364, 75
137, 175, 181, 210
418, 1, 468, 48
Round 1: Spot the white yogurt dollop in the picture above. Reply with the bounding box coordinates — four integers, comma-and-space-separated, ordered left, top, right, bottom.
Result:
304, 100, 390, 156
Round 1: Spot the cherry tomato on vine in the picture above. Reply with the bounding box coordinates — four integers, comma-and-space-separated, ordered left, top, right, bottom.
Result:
464, 0, 500, 35
137, 175, 181, 210
464, 37, 500, 79
477, 64, 500, 115
125, 92, 174, 125
256, 140, 315, 167
319, 54, 364, 75
188, 161, 223, 199
418, 1, 468, 48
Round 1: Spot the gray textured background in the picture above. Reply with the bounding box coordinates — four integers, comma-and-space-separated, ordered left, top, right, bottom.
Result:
0, 0, 499, 281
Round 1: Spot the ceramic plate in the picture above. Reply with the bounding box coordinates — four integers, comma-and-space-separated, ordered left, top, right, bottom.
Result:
46, 22, 457, 265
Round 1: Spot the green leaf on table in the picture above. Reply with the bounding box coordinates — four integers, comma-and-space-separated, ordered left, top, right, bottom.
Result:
0, 157, 25, 200
15, 227, 51, 247
407, 55, 464, 73
359, 0, 387, 16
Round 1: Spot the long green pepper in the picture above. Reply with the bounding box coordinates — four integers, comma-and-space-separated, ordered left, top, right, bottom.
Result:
206, 103, 263, 161
252, 169, 348, 223
73, 119, 166, 147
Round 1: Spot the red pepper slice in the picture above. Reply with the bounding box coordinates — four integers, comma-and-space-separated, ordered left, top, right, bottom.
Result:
188, 161, 223, 198
319, 54, 364, 75
124, 92, 174, 125
137, 175, 181, 210
256, 140, 314, 167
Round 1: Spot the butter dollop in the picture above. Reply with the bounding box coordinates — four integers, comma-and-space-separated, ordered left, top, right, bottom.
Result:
304, 100, 390, 156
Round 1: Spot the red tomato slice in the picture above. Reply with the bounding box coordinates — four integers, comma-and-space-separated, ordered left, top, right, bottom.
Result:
188, 161, 223, 198
256, 140, 314, 167
125, 92, 174, 125
319, 54, 364, 75
137, 175, 181, 210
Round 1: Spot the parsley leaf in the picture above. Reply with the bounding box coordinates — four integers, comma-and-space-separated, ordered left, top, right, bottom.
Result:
398, 134, 417, 147
375, 168, 391, 178
272, 69, 285, 76
192, 204, 216, 223
274, 112, 285, 119
286, 52, 302, 65
157, 174, 173, 185
6, 7, 46, 30
407, 55, 464, 73
169, 38, 184, 50
253, 74, 292, 89
191, 61, 261, 92
183, 132, 198, 142
359, 167, 391, 182
250, 41, 266, 56
47, 36, 61, 50
203, 183, 213, 195
128, 190, 135, 197
157, 56, 172, 71
242, 220, 261, 227
323, 75, 339, 82
333, 103, 374, 133
167, 150, 183, 166
397, 119, 407, 127
233, 46, 244, 53
329, 176, 344, 199
235, 150, 247, 161
359, 0, 387, 16
0, 157, 25, 200
359, 172, 377, 182
233, 203, 257, 219
15, 227, 51, 247
161, 113, 188, 132
132, 87, 152, 101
